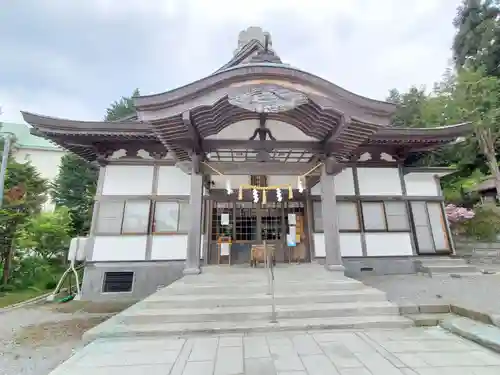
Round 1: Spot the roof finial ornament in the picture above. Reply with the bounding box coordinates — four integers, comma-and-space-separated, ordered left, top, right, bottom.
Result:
250, 31, 282, 64
264, 33, 270, 53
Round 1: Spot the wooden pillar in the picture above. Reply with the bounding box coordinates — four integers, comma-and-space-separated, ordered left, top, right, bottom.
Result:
320, 163, 344, 272
184, 156, 203, 275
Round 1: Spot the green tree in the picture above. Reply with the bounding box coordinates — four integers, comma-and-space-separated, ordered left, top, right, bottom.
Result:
51, 154, 98, 236
453, 0, 500, 75
15, 208, 72, 262
0, 159, 47, 284
444, 69, 500, 199
386, 86, 429, 128
104, 88, 140, 121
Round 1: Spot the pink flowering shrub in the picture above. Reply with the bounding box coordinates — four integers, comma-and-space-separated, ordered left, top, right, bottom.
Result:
445, 204, 475, 237
447, 203, 500, 240
445, 204, 475, 224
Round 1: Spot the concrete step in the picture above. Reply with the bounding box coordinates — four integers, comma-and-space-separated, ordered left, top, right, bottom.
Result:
142, 289, 388, 309
119, 301, 400, 324
83, 315, 413, 342
422, 265, 479, 275
163, 280, 366, 295
416, 257, 470, 267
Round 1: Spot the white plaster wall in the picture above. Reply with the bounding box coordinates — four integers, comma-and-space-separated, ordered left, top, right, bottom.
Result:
13, 148, 64, 181
365, 233, 413, 256
102, 165, 154, 195
91, 236, 147, 261
151, 234, 205, 260
157, 166, 191, 195
313, 233, 363, 257
213, 175, 249, 189
310, 168, 355, 196
205, 120, 316, 141
151, 235, 188, 260
340, 233, 363, 257
404, 173, 440, 196
358, 168, 402, 196
313, 233, 326, 257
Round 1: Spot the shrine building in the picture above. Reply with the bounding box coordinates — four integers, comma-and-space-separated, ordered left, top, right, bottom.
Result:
21, 27, 471, 300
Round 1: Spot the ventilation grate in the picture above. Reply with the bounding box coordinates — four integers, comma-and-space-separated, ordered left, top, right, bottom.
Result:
102, 271, 134, 293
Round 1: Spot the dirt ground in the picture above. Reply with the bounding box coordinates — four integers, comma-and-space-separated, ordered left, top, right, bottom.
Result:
0, 300, 134, 375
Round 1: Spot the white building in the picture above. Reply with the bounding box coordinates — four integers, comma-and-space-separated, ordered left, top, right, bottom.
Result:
1, 122, 65, 211
21, 27, 472, 301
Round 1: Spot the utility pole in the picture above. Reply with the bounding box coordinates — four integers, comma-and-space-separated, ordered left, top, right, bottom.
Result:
0, 132, 13, 209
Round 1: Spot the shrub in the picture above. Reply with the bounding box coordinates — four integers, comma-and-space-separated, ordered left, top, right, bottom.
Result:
459, 204, 500, 241
445, 204, 475, 237
0, 284, 15, 293
45, 280, 57, 290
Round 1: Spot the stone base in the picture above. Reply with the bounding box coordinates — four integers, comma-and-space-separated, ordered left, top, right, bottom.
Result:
183, 267, 202, 275
325, 264, 345, 272
80, 261, 185, 302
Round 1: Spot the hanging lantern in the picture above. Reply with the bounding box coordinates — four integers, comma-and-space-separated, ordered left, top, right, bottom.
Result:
288, 185, 293, 200
238, 186, 243, 200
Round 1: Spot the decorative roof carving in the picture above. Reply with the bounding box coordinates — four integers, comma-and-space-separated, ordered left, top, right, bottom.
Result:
228, 84, 308, 113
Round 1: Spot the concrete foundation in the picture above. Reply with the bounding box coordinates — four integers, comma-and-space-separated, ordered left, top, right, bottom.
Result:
316, 256, 418, 277
80, 261, 185, 301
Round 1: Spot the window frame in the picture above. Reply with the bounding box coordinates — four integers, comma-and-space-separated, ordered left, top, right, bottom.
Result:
95, 199, 152, 235
152, 200, 191, 235
410, 200, 450, 253
312, 200, 361, 233
361, 200, 409, 233
121, 200, 153, 235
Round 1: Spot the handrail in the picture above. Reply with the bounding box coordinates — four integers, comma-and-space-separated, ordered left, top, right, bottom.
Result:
264, 239, 277, 323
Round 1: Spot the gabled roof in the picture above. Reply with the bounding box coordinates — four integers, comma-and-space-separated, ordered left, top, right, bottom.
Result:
0, 122, 61, 151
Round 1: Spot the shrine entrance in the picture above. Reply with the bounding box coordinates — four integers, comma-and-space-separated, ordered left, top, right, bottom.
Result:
207, 200, 310, 266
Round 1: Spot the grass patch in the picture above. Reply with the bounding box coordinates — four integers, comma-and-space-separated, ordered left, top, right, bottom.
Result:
0, 288, 50, 308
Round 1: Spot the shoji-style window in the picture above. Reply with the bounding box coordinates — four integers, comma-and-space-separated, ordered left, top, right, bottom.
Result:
153, 202, 190, 234
411, 201, 450, 254
313, 201, 360, 232
96, 200, 151, 235
361, 201, 409, 232
410, 201, 449, 253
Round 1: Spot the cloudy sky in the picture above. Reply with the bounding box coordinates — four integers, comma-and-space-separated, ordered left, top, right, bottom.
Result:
0, 0, 460, 123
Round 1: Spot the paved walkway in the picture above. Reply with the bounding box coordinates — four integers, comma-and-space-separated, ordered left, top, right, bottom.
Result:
50, 327, 500, 374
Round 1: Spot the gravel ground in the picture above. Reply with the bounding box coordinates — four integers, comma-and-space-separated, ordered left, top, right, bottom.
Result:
0, 301, 132, 375
359, 273, 500, 315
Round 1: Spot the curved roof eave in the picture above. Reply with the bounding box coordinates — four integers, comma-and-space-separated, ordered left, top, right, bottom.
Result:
134, 63, 397, 115
21, 111, 152, 135
374, 122, 473, 138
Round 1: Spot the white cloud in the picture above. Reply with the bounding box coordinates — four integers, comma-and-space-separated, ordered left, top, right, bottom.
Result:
1, 0, 461, 123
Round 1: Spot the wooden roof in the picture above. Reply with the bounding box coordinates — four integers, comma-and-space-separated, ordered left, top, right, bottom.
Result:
19, 29, 474, 165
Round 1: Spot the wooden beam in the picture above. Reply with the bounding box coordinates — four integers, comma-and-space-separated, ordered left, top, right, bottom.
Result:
182, 111, 203, 154
322, 114, 349, 143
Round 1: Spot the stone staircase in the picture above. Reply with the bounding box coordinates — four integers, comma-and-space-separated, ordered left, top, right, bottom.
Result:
83, 264, 411, 342
413, 256, 479, 277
